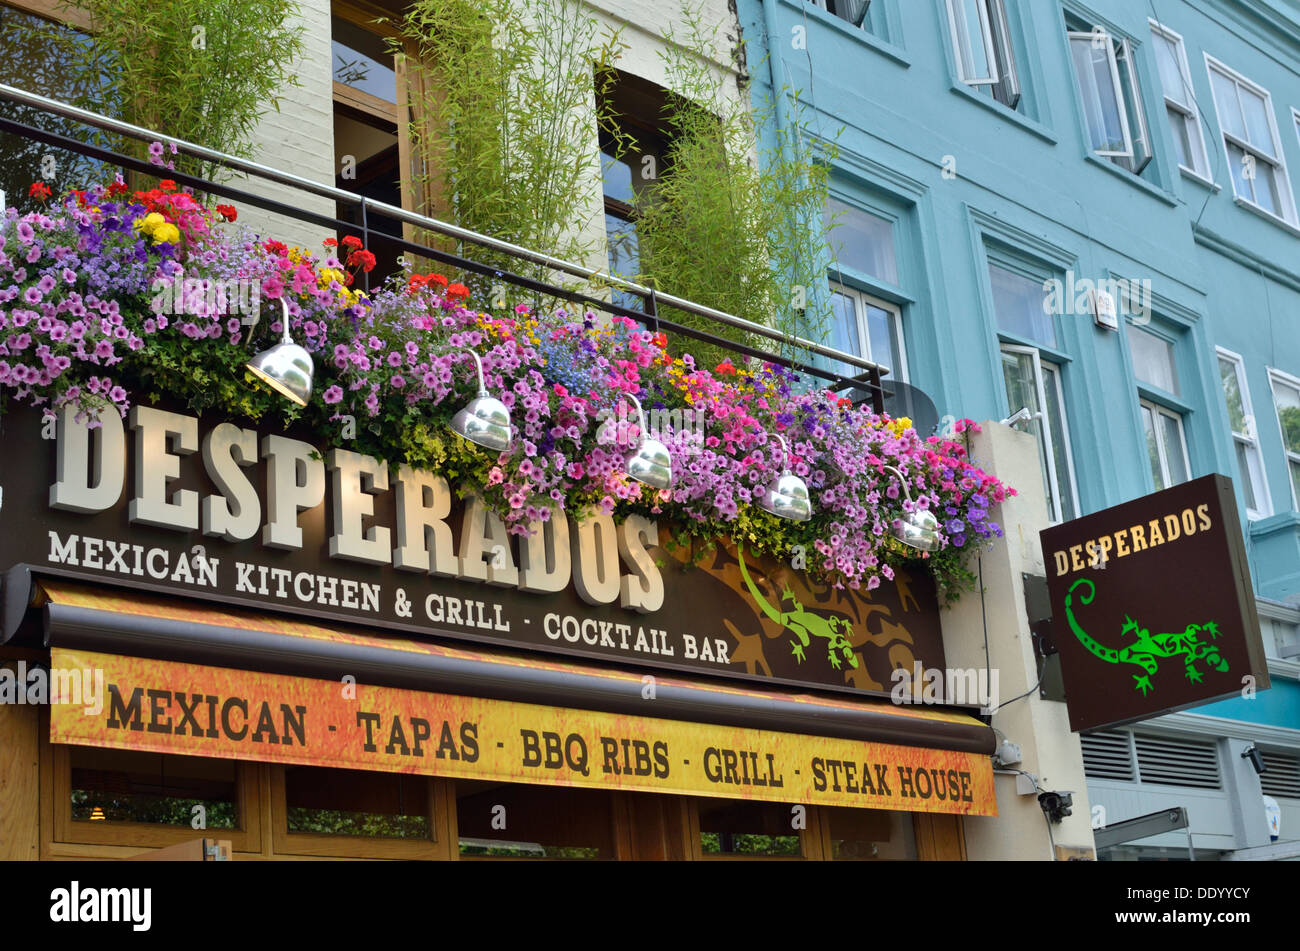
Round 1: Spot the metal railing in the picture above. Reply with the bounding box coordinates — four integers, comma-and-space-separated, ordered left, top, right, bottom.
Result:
0, 82, 887, 410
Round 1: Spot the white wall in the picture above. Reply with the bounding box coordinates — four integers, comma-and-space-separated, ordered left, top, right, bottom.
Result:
236, 0, 337, 253
946, 422, 1097, 860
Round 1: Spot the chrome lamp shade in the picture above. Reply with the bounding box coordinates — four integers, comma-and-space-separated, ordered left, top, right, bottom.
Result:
604, 393, 671, 490
880, 464, 942, 551
246, 298, 313, 406
894, 509, 941, 552
450, 350, 513, 452
758, 433, 812, 522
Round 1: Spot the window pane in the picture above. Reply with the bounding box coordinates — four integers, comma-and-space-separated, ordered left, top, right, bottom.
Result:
1168, 107, 1191, 168
1160, 412, 1189, 484
1239, 86, 1275, 157
286, 766, 429, 838
1001, 349, 1056, 519
1042, 363, 1076, 521
829, 289, 863, 365
989, 263, 1055, 346
699, 798, 802, 857
1211, 69, 1245, 140
1115, 40, 1149, 166
1070, 36, 1127, 153
1290, 459, 1300, 507
864, 301, 903, 378
1275, 380, 1300, 455
953, 0, 994, 81
1142, 404, 1165, 491
1219, 357, 1248, 435
1227, 142, 1254, 202
826, 199, 898, 285
332, 17, 396, 105
1234, 440, 1259, 513
1153, 33, 1186, 105
1127, 324, 1179, 395
71, 747, 238, 828
604, 212, 642, 312
824, 807, 918, 860
602, 151, 636, 205
457, 781, 615, 859
1254, 162, 1281, 216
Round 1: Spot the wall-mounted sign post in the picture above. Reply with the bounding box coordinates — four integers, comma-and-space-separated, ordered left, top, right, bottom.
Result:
1039, 474, 1270, 733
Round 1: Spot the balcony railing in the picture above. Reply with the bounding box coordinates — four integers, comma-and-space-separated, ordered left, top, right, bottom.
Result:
0, 81, 887, 412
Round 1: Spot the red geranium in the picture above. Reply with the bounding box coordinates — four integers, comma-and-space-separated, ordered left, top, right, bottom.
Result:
215, 204, 237, 222
28, 181, 51, 200
346, 247, 376, 274
446, 282, 470, 299
341, 235, 363, 250
158, 179, 177, 192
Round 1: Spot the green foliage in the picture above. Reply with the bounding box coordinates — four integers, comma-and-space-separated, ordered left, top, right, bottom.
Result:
287, 807, 430, 839
1279, 405, 1300, 452
620, 2, 838, 368
71, 789, 237, 828
51, 0, 306, 180
0, 7, 108, 204
397, 0, 625, 289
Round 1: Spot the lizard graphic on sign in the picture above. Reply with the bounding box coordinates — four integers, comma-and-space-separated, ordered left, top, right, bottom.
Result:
737, 548, 858, 671
1064, 577, 1228, 696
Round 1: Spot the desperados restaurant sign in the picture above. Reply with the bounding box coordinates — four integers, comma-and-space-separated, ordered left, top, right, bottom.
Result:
1039, 474, 1270, 732
0, 403, 948, 698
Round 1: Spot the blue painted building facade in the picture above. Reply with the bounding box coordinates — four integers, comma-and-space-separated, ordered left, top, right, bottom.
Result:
740, 0, 1300, 856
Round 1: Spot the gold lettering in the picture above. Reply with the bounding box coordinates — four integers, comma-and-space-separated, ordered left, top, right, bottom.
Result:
1054, 550, 1070, 576
1197, 503, 1211, 531
1129, 524, 1147, 553
1164, 514, 1181, 542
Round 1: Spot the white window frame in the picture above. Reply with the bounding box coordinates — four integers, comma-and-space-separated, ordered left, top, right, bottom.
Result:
1067, 29, 1152, 173
947, 0, 998, 85
1001, 343, 1079, 524
947, 0, 1020, 107
830, 281, 908, 383
1205, 54, 1298, 226
1217, 347, 1272, 520
1139, 398, 1192, 490
1267, 366, 1300, 510
1148, 19, 1212, 180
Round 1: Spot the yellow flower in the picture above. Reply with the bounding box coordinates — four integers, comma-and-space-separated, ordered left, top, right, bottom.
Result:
152, 223, 181, 245
134, 212, 165, 235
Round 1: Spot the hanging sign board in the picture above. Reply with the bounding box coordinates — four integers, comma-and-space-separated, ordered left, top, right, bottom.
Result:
1039, 474, 1270, 732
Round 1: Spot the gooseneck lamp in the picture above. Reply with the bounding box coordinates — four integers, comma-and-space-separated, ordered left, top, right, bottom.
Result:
758, 432, 812, 522
246, 297, 314, 406
597, 393, 672, 489
880, 464, 941, 552
449, 349, 514, 452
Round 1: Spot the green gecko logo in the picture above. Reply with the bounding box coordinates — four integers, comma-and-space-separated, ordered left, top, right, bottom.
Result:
1065, 578, 1228, 696
737, 548, 859, 671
